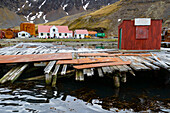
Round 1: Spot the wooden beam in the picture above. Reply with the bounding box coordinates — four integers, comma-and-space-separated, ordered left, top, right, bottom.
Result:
73, 61, 131, 69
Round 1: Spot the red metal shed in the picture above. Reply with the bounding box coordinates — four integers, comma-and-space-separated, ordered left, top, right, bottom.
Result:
118, 18, 162, 50
0, 30, 5, 39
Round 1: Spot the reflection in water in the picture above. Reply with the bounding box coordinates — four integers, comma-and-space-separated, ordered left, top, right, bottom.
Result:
0, 73, 169, 113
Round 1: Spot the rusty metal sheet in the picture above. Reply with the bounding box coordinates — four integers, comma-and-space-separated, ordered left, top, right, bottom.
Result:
57, 57, 123, 64
78, 53, 110, 57
73, 61, 131, 69
78, 53, 153, 57
0, 53, 72, 64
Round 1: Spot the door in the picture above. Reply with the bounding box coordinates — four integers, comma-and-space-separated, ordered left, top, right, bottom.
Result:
119, 28, 122, 49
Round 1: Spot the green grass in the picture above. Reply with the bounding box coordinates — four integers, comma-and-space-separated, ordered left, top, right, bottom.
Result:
26, 38, 118, 42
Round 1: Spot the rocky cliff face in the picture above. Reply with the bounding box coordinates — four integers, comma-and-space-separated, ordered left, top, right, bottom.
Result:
44, 0, 169, 36
0, 0, 119, 28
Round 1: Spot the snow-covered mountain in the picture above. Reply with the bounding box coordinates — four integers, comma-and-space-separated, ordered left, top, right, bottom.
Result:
0, 0, 119, 28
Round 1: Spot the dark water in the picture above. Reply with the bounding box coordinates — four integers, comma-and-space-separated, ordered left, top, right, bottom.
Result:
0, 69, 170, 113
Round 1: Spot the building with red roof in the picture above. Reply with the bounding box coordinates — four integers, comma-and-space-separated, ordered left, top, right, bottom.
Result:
74, 30, 89, 39
38, 25, 73, 38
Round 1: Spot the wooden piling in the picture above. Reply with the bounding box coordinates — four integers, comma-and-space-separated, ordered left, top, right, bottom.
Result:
44, 61, 56, 85
61, 65, 67, 75
121, 72, 127, 83
97, 68, 104, 77
76, 70, 84, 81
113, 74, 120, 88
52, 65, 60, 87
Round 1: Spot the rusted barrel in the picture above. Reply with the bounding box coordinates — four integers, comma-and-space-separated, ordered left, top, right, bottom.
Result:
4, 29, 14, 39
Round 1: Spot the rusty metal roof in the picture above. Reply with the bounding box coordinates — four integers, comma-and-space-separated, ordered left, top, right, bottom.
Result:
0, 53, 72, 64
57, 57, 123, 64
73, 61, 131, 69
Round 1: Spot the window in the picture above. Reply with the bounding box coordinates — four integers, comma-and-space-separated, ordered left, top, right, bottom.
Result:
65, 33, 67, 36
47, 33, 50, 36
136, 26, 148, 39
53, 29, 55, 32
59, 33, 62, 36
41, 33, 43, 36
84, 34, 86, 37
79, 34, 81, 37
75, 35, 77, 37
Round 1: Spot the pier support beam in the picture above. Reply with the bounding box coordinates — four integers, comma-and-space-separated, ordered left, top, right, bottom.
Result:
113, 73, 120, 88
76, 70, 84, 81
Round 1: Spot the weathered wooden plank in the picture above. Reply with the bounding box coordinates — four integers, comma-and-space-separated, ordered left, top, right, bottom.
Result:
102, 67, 107, 74
112, 66, 119, 72
0, 66, 18, 84
73, 61, 131, 69
97, 68, 104, 77
121, 72, 127, 83
113, 74, 120, 88
106, 67, 112, 73
10, 64, 28, 83
151, 53, 169, 69
76, 70, 84, 81
44, 61, 56, 74
78, 53, 153, 57
83, 69, 87, 75
116, 65, 128, 72
0, 53, 72, 64
134, 56, 160, 70
45, 72, 52, 85
52, 65, 60, 87
52, 65, 60, 76
57, 57, 122, 65
61, 65, 67, 75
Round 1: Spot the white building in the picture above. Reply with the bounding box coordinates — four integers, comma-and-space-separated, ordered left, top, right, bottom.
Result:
18, 31, 30, 38
38, 25, 73, 38
74, 30, 89, 39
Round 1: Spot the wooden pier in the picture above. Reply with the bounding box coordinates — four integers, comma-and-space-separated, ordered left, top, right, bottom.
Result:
0, 43, 169, 88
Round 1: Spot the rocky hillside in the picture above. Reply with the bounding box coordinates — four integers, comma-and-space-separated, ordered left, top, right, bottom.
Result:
0, 0, 119, 28
42, 0, 170, 36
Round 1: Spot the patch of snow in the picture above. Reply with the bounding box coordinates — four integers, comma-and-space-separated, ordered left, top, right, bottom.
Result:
83, 1, 90, 10
24, 12, 32, 22
39, 0, 47, 9
30, 15, 36, 21
118, 19, 121, 22
29, 21, 34, 23
108, 3, 110, 5
43, 15, 48, 23
22, 0, 28, 8
37, 12, 43, 18
66, 12, 69, 15
29, 3, 32, 7
18, 8, 20, 11
63, 4, 68, 10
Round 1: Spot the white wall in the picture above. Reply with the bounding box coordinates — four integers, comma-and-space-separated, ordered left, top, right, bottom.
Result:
39, 32, 50, 38
50, 26, 59, 38
58, 33, 73, 38
18, 32, 30, 38
74, 33, 88, 39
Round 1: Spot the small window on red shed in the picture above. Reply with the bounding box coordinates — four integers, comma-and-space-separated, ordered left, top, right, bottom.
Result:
136, 26, 148, 39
